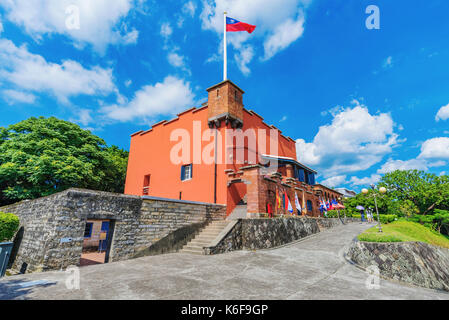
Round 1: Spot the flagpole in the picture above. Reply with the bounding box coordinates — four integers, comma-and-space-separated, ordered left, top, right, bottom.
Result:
223, 11, 227, 81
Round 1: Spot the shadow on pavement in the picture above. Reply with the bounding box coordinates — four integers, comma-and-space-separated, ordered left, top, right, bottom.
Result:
0, 279, 57, 300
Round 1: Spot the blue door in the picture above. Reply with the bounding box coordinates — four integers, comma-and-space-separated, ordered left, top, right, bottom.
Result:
99, 221, 109, 252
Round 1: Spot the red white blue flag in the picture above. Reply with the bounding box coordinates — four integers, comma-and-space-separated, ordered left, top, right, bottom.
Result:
226, 17, 256, 34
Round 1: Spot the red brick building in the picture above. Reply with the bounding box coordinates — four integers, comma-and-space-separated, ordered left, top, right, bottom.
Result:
124, 80, 342, 217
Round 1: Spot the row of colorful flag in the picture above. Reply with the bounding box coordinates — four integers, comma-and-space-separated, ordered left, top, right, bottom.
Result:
275, 189, 300, 215
270, 189, 345, 216
319, 198, 345, 213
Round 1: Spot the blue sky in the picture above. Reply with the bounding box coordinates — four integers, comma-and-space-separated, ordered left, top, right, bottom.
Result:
0, 0, 448, 191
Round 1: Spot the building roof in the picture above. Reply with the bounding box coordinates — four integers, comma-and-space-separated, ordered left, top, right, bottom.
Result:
261, 154, 317, 174
313, 184, 344, 196
206, 79, 245, 93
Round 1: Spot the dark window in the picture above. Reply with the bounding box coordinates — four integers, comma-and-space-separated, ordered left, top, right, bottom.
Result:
181, 164, 193, 181
101, 221, 109, 232
143, 174, 150, 195
309, 173, 316, 185
297, 168, 305, 182
84, 222, 93, 238
307, 200, 313, 212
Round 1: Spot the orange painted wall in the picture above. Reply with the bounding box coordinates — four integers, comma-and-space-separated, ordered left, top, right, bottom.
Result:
124, 106, 298, 215
125, 107, 220, 204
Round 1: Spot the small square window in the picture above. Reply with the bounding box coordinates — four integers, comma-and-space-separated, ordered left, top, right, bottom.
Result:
181, 164, 193, 181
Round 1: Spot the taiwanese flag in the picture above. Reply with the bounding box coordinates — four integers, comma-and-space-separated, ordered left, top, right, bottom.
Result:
226, 17, 256, 34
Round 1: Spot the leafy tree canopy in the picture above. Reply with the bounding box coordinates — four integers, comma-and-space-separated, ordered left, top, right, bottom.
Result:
343, 169, 449, 235
0, 117, 128, 205
380, 170, 449, 214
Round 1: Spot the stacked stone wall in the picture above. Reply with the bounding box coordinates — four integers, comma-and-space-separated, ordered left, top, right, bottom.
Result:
0, 188, 226, 273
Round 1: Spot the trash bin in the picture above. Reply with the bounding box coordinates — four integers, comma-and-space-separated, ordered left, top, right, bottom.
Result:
0, 242, 13, 277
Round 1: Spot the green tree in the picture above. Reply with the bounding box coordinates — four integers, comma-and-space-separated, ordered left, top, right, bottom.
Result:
0, 117, 129, 205
380, 170, 449, 215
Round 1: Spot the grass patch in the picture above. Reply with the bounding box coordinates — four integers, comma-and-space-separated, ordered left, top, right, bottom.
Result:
358, 220, 449, 249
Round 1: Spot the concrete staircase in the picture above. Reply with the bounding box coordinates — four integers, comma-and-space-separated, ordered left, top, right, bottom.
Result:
181, 220, 230, 255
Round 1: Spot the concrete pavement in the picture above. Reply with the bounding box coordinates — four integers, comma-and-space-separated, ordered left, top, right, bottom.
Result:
1, 222, 448, 300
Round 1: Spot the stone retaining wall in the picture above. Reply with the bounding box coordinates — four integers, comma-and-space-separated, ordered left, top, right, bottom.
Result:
205, 217, 353, 254
347, 241, 449, 291
0, 188, 226, 273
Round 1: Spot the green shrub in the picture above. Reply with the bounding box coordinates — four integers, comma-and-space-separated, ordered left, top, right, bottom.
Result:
324, 210, 339, 218
374, 214, 398, 224
0, 212, 20, 242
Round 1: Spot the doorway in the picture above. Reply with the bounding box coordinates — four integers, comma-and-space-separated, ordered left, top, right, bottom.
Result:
80, 219, 113, 267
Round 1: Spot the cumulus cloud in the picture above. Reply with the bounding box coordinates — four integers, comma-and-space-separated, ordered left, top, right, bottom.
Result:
418, 137, 449, 160
2, 89, 36, 105
0, 0, 139, 53
200, 0, 311, 74
161, 22, 173, 39
350, 174, 381, 186
70, 108, 94, 126
182, 1, 197, 17
436, 103, 449, 122
263, 13, 305, 60
101, 76, 195, 122
321, 175, 347, 188
0, 39, 116, 104
377, 159, 429, 174
296, 100, 399, 178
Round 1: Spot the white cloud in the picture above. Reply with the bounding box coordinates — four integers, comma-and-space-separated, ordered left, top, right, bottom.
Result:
101, 76, 195, 122
0, 17, 3, 34
182, 1, 197, 17
436, 103, 449, 122
350, 174, 381, 186
71, 108, 94, 126
2, 89, 36, 105
280, 115, 287, 122
377, 159, 429, 174
0, 39, 116, 104
383, 56, 393, 69
200, 0, 311, 74
263, 13, 305, 60
124, 79, 132, 87
321, 175, 347, 188
0, 0, 139, 53
161, 22, 173, 39
418, 137, 449, 160
177, 1, 198, 27
234, 45, 254, 75
296, 101, 399, 178
168, 52, 186, 68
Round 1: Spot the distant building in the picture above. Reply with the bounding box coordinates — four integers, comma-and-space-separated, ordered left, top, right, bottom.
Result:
335, 188, 357, 198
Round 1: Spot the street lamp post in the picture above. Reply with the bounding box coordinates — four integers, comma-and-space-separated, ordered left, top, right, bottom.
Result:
362, 185, 387, 233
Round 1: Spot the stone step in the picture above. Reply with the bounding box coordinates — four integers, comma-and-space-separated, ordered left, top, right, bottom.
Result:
199, 232, 222, 237
188, 240, 211, 246
182, 244, 205, 250
194, 235, 218, 241
180, 220, 230, 255
203, 227, 224, 232
180, 248, 204, 255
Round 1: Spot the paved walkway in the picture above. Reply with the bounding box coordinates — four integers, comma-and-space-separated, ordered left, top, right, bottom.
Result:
1, 223, 448, 300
